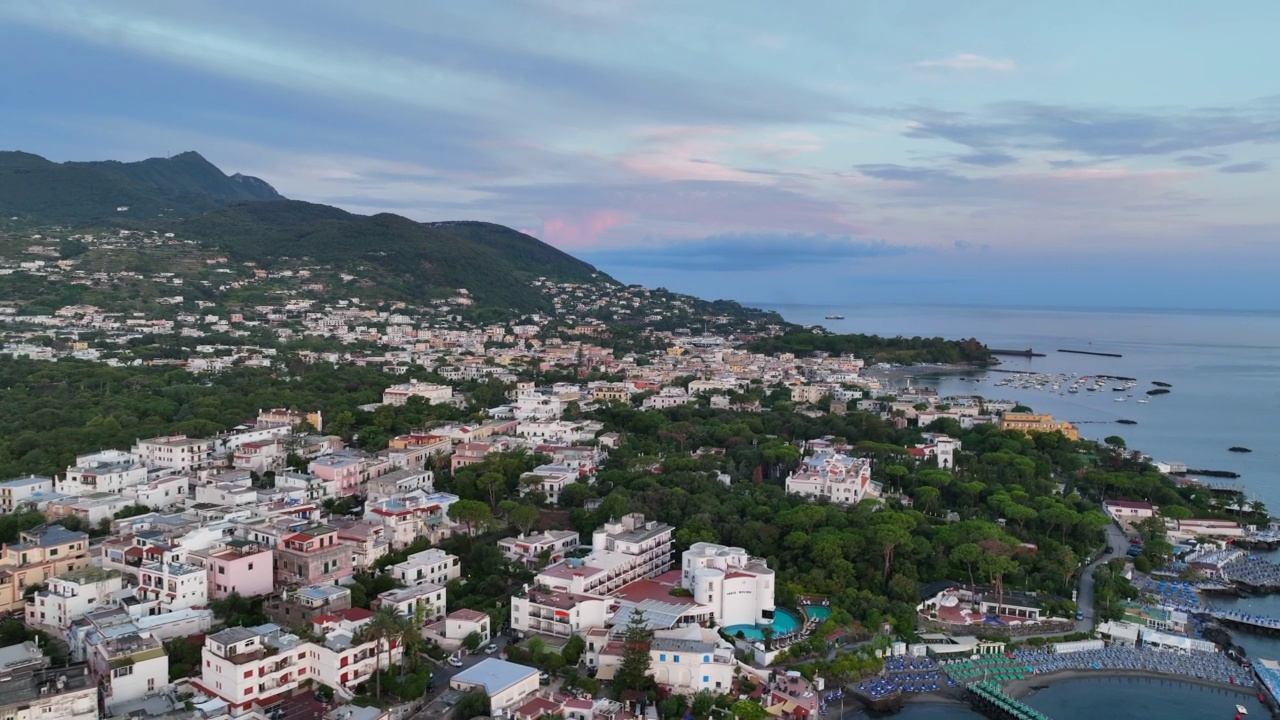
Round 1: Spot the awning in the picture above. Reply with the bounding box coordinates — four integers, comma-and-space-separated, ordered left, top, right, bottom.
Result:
594, 663, 618, 681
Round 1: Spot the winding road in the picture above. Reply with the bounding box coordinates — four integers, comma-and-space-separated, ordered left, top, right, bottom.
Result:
1074, 519, 1128, 633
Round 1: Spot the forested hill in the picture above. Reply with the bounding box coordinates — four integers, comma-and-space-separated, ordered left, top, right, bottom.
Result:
0, 150, 281, 224
751, 329, 992, 365
169, 200, 612, 311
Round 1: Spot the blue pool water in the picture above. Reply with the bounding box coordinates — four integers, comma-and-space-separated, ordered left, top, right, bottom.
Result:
725, 608, 801, 640
804, 605, 832, 622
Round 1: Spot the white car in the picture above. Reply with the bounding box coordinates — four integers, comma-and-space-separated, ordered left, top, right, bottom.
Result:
484, 644, 499, 655
448, 656, 464, 668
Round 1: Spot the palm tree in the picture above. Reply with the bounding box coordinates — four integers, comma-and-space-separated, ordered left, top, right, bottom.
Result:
358, 606, 406, 701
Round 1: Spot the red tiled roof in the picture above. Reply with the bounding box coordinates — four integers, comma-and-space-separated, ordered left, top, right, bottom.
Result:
338, 607, 374, 622
1106, 499, 1153, 510
448, 608, 488, 622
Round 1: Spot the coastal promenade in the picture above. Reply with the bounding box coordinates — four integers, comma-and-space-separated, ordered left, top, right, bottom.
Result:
1011, 646, 1254, 689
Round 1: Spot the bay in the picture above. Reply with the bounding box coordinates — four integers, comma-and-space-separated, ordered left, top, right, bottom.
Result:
761, 304, 1280, 511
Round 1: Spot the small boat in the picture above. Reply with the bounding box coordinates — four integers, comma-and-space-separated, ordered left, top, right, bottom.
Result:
825, 314, 845, 320
1236, 704, 1248, 715
1114, 397, 1126, 402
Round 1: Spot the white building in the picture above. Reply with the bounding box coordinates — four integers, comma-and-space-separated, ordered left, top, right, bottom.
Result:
784, 452, 877, 505
375, 583, 447, 623
0, 475, 54, 512
914, 434, 961, 469
57, 450, 147, 496
533, 514, 673, 597
498, 529, 580, 567
649, 626, 736, 695
132, 435, 219, 473
680, 542, 775, 627
641, 387, 694, 410
519, 464, 579, 505
25, 567, 125, 639
121, 473, 189, 509
136, 560, 208, 614
449, 658, 541, 712
382, 381, 453, 406
391, 548, 461, 587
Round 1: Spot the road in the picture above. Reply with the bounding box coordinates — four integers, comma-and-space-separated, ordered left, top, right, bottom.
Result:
1074, 519, 1128, 632
426, 634, 513, 693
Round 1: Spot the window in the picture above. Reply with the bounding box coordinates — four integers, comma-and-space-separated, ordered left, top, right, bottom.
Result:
674, 655, 680, 663
703, 676, 709, 683
218, 566, 226, 575
49, 549, 57, 557
659, 654, 666, 662
248, 562, 254, 570
703, 655, 710, 663
244, 670, 252, 679
113, 666, 133, 678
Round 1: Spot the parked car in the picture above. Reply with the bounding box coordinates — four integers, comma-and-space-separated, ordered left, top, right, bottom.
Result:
485, 644, 499, 655
1106, 545, 1115, 553
539, 671, 551, 685
448, 656, 464, 668
1076, 610, 1085, 621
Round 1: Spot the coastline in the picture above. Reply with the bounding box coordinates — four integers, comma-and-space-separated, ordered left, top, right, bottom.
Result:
1001, 668, 1254, 700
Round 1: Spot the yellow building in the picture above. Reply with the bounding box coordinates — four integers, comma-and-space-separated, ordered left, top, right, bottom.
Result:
0, 525, 91, 613
999, 413, 1079, 440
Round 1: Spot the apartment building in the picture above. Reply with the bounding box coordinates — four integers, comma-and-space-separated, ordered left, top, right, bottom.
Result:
46, 491, 137, 526
375, 583, 447, 624
0, 525, 91, 613
391, 549, 460, 588
25, 566, 124, 639
306, 609, 404, 696
132, 435, 219, 473
498, 529, 581, 567
0, 475, 53, 513
194, 624, 312, 716
121, 473, 189, 509
257, 408, 324, 432
533, 514, 673, 598
56, 450, 147, 496
274, 524, 351, 587
784, 452, 877, 505
680, 542, 775, 627
510, 586, 614, 640
335, 521, 390, 570
136, 560, 207, 614
308, 456, 363, 497
593, 626, 735, 695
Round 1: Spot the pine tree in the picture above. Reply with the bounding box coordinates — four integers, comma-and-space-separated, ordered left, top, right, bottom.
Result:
614, 608, 653, 692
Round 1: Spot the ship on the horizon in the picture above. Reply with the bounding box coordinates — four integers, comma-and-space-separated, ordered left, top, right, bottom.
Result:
825, 313, 845, 320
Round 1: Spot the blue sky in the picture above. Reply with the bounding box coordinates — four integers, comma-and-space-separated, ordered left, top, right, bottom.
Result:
2, 1, 1277, 309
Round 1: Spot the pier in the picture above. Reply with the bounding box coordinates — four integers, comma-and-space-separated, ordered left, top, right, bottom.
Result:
1207, 610, 1280, 636
966, 681, 1052, 720
989, 348, 1047, 358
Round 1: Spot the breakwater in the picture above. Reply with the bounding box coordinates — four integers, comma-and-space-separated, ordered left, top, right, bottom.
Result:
1058, 348, 1124, 358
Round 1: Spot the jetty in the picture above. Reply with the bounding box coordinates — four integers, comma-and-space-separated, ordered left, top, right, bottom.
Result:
1058, 348, 1123, 358
1234, 531, 1280, 551
989, 348, 1046, 358
965, 681, 1052, 720
1207, 610, 1280, 636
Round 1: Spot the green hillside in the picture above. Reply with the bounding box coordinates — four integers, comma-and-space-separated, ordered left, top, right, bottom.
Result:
171, 200, 611, 311
0, 150, 280, 224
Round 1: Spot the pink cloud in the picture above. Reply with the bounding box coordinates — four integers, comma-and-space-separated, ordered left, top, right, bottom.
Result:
541, 210, 627, 248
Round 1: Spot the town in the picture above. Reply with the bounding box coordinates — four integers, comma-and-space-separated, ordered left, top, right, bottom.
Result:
0, 224, 1277, 720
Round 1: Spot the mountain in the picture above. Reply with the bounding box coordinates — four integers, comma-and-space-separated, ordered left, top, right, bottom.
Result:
0, 150, 281, 223
0, 150, 613, 312
171, 200, 610, 311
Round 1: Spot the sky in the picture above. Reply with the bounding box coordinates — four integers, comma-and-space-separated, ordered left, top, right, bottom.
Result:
2, 1, 1278, 310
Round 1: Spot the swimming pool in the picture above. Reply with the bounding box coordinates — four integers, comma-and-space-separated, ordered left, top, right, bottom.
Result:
724, 608, 801, 641
803, 605, 832, 622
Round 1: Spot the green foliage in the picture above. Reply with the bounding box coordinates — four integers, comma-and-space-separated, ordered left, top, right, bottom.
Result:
210, 592, 268, 627
454, 691, 491, 720
165, 637, 204, 681
750, 331, 992, 365
171, 201, 609, 311
615, 608, 655, 693
0, 621, 65, 664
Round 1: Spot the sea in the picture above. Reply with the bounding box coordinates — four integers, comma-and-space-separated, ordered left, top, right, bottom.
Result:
758, 303, 1280, 719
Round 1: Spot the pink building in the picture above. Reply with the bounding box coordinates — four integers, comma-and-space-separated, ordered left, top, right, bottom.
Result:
307, 455, 362, 497
195, 541, 276, 600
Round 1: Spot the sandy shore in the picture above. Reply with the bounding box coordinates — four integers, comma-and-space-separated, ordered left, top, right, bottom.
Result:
1001, 668, 1255, 700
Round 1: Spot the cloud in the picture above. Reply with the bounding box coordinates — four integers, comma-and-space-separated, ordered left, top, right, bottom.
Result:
955, 151, 1018, 167
579, 233, 915, 271
1175, 153, 1228, 167
1219, 161, 1269, 174
901, 101, 1280, 158
913, 54, 1015, 72
541, 210, 628, 248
